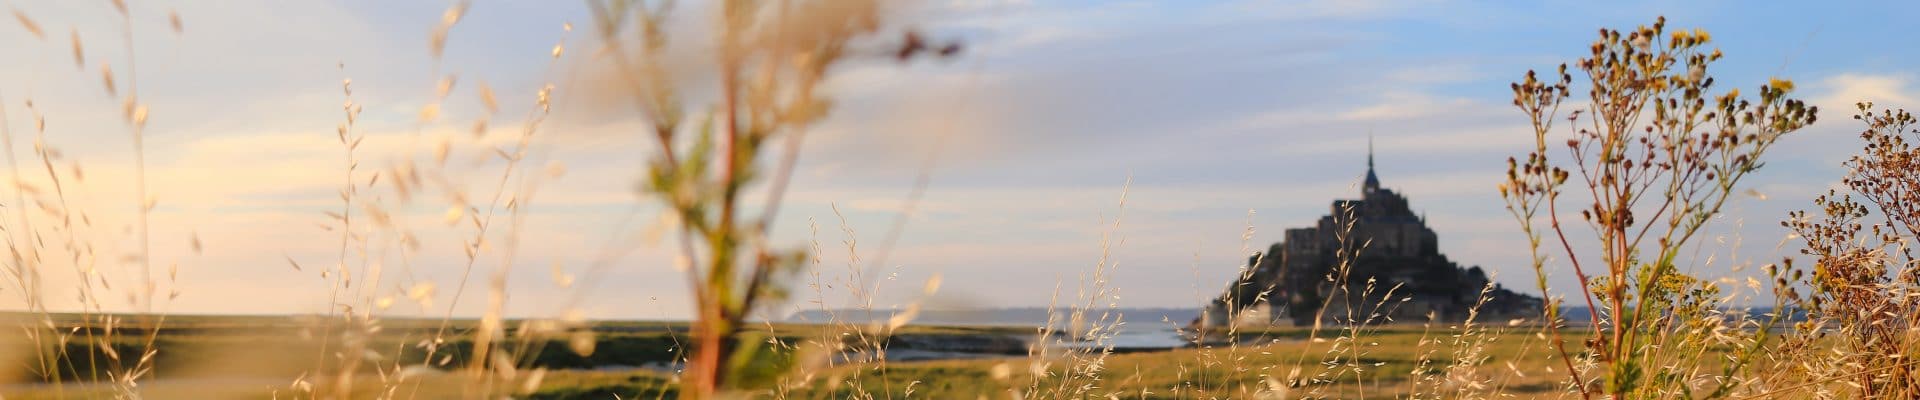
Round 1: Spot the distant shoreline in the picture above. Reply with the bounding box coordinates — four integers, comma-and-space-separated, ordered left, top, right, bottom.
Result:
1, 305, 1803, 327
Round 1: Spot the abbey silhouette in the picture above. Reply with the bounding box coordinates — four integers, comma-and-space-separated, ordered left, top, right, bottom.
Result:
1198, 138, 1541, 328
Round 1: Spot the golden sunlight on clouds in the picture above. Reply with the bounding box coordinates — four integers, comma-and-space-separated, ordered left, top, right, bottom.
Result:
1813, 73, 1917, 109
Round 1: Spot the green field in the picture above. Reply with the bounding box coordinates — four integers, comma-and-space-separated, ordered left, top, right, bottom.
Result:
2, 313, 1589, 399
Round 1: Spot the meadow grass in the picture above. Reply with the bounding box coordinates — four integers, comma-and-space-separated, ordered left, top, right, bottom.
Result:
2, 325, 1571, 400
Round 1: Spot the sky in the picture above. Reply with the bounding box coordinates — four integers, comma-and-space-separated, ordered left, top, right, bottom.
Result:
0, 0, 1915, 321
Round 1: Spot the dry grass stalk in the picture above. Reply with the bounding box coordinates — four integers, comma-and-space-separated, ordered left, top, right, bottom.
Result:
1018, 178, 1130, 399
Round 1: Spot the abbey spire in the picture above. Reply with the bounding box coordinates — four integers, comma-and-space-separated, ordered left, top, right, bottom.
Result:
1363, 133, 1380, 193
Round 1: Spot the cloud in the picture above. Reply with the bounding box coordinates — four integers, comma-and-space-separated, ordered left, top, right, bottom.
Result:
1811, 73, 1917, 111
1338, 91, 1493, 121
1226, 89, 1531, 165
7, 1, 1920, 319
1385, 62, 1485, 85
1217, 0, 1436, 21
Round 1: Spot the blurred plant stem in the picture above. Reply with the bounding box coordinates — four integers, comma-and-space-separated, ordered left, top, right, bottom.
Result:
589, 0, 955, 397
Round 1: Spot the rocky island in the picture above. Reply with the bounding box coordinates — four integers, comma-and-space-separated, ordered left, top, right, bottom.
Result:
1197, 141, 1542, 329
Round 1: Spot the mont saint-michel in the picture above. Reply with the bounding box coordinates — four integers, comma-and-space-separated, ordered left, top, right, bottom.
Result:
1198, 143, 1542, 328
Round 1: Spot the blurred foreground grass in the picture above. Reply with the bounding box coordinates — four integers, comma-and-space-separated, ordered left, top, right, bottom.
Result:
3, 315, 1590, 399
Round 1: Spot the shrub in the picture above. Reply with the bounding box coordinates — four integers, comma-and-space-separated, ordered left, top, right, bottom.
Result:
1501, 16, 1816, 398
1773, 103, 1920, 398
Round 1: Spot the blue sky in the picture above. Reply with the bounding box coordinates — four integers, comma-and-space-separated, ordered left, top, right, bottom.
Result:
0, 0, 1914, 320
